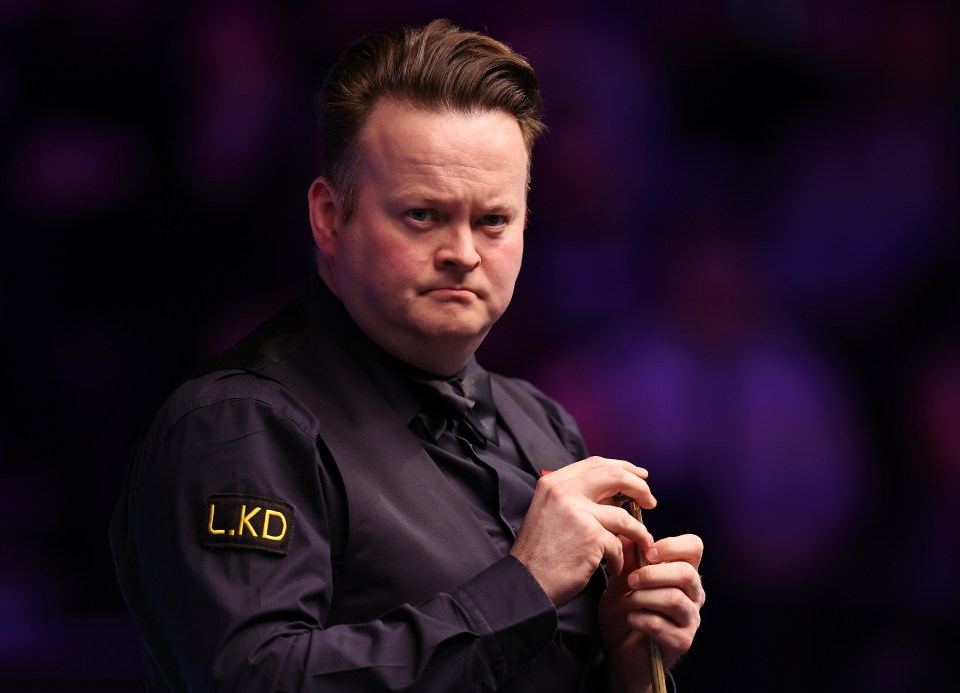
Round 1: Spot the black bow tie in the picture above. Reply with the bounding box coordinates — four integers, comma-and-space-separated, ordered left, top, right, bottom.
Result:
414, 369, 500, 447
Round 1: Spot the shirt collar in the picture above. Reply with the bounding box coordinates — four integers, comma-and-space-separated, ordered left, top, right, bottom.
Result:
300, 274, 480, 428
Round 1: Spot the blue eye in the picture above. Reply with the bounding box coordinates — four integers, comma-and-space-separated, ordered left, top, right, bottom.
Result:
480, 215, 507, 227
406, 209, 433, 223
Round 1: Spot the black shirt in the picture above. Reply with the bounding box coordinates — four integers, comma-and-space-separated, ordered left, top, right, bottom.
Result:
110, 276, 607, 691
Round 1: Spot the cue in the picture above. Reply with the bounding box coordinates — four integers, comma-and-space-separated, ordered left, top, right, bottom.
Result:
614, 494, 668, 693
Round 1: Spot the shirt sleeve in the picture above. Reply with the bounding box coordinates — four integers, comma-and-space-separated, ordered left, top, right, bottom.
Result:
110, 372, 559, 692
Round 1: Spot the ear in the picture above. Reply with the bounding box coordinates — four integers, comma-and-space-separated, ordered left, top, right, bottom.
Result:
307, 176, 341, 259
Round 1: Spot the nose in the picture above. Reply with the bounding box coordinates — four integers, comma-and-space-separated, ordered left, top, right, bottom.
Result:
435, 224, 481, 271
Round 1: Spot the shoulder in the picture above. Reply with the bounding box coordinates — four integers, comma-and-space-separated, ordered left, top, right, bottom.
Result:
124, 367, 333, 511
161, 368, 320, 440
150, 291, 327, 442
132, 369, 322, 485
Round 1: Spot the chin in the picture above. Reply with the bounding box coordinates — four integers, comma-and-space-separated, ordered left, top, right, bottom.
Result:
412, 307, 495, 334
417, 318, 493, 344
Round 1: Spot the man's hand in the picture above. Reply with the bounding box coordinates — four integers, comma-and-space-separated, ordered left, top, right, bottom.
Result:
510, 457, 656, 606
599, 534, 705, 692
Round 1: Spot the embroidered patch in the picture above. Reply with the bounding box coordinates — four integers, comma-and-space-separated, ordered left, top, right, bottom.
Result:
200, 493, 294, 555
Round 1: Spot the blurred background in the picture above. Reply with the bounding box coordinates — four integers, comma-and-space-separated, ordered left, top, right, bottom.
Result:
1, 0, 957, 690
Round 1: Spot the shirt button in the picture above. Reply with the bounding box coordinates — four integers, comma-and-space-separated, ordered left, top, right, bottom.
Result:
520, 647, 534, 662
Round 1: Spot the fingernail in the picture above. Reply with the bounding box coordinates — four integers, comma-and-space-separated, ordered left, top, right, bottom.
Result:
645, 547, 659, 563
628, 572, 639, 589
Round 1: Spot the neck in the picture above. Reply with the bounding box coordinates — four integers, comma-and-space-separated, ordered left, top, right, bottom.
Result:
314, 271, 480, 377
384, 337, 478, 378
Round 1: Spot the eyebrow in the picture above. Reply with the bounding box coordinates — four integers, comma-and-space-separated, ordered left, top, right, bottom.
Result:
390, 191, 519, 212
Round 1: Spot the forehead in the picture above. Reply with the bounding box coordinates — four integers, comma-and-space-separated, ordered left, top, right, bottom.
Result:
355, 100, 530, 189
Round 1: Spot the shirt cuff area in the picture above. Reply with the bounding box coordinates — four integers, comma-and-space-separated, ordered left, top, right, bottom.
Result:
453, 555, 558, 684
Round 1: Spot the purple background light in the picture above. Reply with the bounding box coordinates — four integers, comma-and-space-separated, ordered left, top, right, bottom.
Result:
2, 1, 957, 690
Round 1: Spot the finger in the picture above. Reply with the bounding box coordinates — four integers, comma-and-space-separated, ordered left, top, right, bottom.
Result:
629, 561, 705, 606
626, 587, 700, 630
626, 604, 700, 656
624, 567, 703, 634
567, 459, 656, 508
605, 535, 637, 589
542, 457, 649, 483
593, 504, 655, 549
599, 528, 626, 576
582, 505, 647, 577
589, 456, 649, 479
644, 534, 704, 570
538, 461, 657, 511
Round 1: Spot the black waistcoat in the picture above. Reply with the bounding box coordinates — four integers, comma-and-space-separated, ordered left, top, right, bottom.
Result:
200, 296, 583, 626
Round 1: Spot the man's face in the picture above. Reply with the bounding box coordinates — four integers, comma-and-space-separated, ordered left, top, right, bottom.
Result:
322, 100, 529, 374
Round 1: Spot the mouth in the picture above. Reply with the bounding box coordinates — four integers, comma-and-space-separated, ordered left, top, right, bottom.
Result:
423, 286, 479, 299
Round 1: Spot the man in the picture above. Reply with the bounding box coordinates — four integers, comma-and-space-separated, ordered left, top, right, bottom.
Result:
110, 19, 704, 692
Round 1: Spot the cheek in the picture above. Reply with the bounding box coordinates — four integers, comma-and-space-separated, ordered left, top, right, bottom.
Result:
489, 238, 524, 287
359, 240, 427, 297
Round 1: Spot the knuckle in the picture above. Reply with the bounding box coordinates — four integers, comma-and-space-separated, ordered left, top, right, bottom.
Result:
645, 614, 666, 638
679, 605, 701, 638
539, 479, 564, 504
672, 630, 695, 654
608, 537, 624, 562
677, 561, 699, 582
585, 521, 607, 545
665, 588, 687, 610
536, 473, 556, 491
